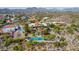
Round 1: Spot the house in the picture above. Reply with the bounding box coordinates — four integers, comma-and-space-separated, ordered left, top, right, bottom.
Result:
0, 15, 3, 19
2, 25, 16, 33
41, 23, 47, 27
41, 17, 49, 22
13, 30, 25, 39
35, 21, 40, 27
43, 17, 49, 20
21, 16, 29, 20
29, 23, 36, 27
10, 18, 15, 21
2, 24, 25, 33
6, 20, 13, 23
29, 22, 47, 27
1, 24, 25, 39
28, 23, 40, 27
13, 25, 25, 39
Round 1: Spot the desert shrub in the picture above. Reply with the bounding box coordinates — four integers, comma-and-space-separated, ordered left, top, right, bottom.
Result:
13, 39, 23, 43
2, 34, 10, 40
43, 29, 50, 35
13, 45, 24, 51
53, 25, 61, 33
30, 41, 39, 45
43, 35, 49, 40
50, 23, 56, 28
53, 37, 67, 47
60, 37, 66, 41
59, 41, 68, 47
76, 35, 79, 40
43, 34, 56, 40
66, 26, 74, 34
71, 23, 78, 30
4, 38, 13, 47
49, 34, 56, 40
26, 41, 32, 48
53, 42, 60, 47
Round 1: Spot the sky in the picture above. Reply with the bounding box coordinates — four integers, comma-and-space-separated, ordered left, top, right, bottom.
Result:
0, 0, 79, 7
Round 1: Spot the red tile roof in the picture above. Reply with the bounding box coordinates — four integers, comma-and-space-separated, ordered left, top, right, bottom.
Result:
3, 25, 14, 28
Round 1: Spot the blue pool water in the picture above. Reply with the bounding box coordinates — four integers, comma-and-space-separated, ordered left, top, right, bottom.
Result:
30, 37, 44, 41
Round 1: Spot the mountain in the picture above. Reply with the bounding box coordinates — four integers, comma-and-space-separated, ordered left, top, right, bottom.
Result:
0, 7, 79, 14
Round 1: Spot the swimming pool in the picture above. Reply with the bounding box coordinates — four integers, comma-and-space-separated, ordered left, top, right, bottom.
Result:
30, 37, 44, 41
